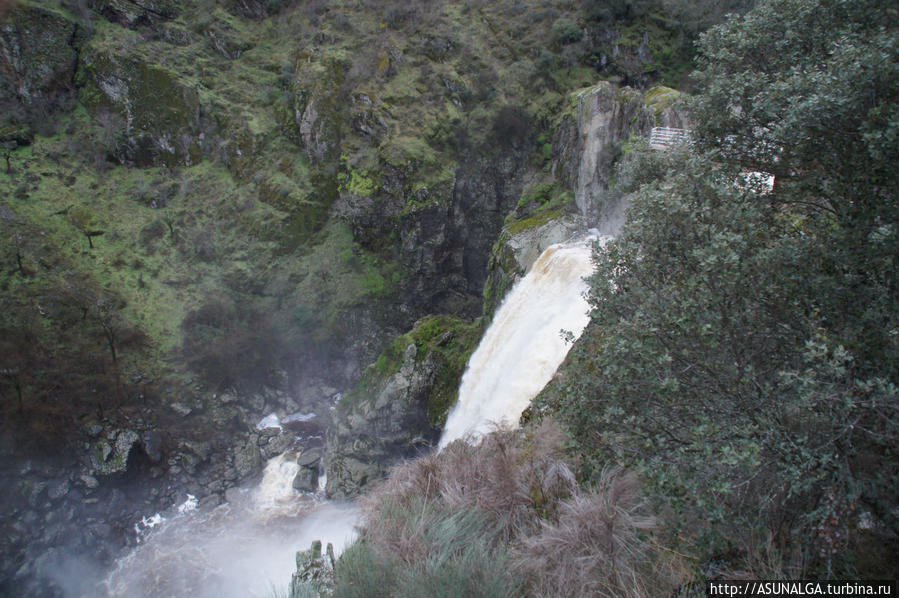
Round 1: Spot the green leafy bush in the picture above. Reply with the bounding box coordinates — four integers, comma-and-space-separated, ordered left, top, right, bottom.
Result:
541, 0, 899, 575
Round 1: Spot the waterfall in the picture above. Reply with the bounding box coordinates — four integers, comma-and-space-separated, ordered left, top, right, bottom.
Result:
103, 235, 603, 595
438, 236, 605, 449
104, 454, 358, 598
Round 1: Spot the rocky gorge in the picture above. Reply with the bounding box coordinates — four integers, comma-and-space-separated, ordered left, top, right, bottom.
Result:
0, 0, 777, 595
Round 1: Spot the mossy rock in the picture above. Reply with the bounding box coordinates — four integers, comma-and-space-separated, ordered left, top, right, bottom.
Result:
0, 2, 79, 106
483, 233, 523, 321
80, 44, 203, 166
378, 135, 439, 171
92, 0, 179, 27
644, 86, 682, 118
343, 315, 482, 428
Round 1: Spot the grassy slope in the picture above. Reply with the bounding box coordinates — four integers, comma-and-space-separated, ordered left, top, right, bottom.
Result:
1, 0, 699, 447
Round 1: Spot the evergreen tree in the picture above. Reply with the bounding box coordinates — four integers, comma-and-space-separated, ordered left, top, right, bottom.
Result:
544, 0, 898, 575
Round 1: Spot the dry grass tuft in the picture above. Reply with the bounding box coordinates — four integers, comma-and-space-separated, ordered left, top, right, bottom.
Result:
517, 468, 681, 598
342, 419, 687, 597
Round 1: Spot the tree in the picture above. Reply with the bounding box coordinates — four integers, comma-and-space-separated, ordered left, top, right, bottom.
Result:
543, 0, 898, 576
67, 206, 105, 249
690, 0, 899, 376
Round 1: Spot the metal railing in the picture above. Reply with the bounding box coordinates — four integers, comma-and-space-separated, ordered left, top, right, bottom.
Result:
649, 127, 688, 150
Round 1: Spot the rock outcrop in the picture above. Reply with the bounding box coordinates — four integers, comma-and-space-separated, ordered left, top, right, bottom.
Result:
91, 0, 179, 28
552, 81, 689, 225
325, 342, 437, 498
0, 3, 80, 111
482, 83, 690, 317
289, 540, 336, 598
79, 45, 206, 166
325, 316, 480, 498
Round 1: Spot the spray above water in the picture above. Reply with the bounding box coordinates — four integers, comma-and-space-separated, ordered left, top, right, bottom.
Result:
104, 234, 603, 595
439, 236, 606, 449
104, 454, 358, 598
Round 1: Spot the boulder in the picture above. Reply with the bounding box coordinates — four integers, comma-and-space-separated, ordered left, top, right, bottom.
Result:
79, 46, 205, 166
89, 429, 140, 475
291, 467, 318, 493
0, 3, 79, 108
325, 341, 438, 499
233, 440, 262, 479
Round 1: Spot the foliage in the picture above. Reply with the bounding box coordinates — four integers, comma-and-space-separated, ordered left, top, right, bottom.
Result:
335, 421, 683, 597
334, 502, 517, 598
0, 216, 150, 449
540, 0, 899, 576
551, 17, 582, 46
519, 469, 682, 598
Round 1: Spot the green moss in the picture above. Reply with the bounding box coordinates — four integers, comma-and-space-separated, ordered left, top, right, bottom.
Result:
644, 85, 682, 117
482, 233, 524, 321
504, 208, 566, 236
344, 315, 483, 427
379, 135, 438, 169
338, 155, 380, 196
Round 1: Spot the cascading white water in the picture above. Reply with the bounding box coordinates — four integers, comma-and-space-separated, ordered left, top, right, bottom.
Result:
103, 235, 603, 595
438, 236, 605, 449
104, 454, 358, 598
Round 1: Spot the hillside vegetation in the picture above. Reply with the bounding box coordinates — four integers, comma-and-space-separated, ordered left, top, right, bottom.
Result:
0, 0, 735, 451
325, 0, 898, 591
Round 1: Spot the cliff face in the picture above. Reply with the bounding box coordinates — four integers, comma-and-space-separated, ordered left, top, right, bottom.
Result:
553, 81, 689, 225
0, 3, 80, 113
0, 0, 700, 593
481, 83, 689, 321
325, 83, 690, 498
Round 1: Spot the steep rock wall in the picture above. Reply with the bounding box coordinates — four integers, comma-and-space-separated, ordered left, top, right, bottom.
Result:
0, 3, 80, 116
553, 81, 688, 225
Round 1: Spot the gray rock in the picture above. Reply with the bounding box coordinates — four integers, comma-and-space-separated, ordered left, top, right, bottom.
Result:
292, 468, 318, 493
0, 4, 78, 108
180, 440, 211, 461
552, 81, 688, 227
79, 475, 99, 489
233, 440, 262, 479
170, 402, 193, 417
140, 431, 163, 463
91, 430, 140, 475
47, 479, 69, 501
264, 432, 295, 458
297, 450, 321, 468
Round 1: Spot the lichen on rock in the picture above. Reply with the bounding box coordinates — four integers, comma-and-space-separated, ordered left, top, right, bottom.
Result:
324, 315, 480, 498
0, 2, 79, 108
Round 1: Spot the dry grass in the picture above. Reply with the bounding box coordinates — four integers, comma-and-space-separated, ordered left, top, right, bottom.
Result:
517, 468, 682, 598
339, 419, 688, 597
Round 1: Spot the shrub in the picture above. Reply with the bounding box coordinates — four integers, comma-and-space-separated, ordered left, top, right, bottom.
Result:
335, 421, 686, 596
518, 469, 681, 598
551, 17, 582, 45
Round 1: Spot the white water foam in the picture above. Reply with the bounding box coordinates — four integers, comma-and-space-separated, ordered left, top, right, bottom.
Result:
105, 455, 359, 598
439, 237, 604, 449
256, 413, 282, 431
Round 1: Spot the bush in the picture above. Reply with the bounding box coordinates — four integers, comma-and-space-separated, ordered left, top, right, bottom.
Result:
334, 421, 684, 596
542, 0, 899, 575
519, 469, 681, 598
551, 17, 582, 45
